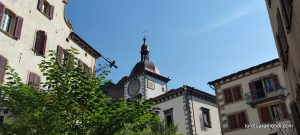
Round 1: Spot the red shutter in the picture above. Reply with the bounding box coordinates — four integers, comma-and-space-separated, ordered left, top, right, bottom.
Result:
28, 72, 36, 84
233, 86, 242, 101
238, 111, 247, 128
280, 102, 289, 119
0, 1, 5, 23
35, 30, 47, 55
224, 89, 233, 103
248, 82, 256, 100
14, 16, 23, 40
35, 74, 41, 89
49, 5, 54, 19
56, 46, 64, 62
258, 106, 272, 123
228, 114, 238, 129
37, 0, 44, 11
0, 56, 7, 82
272, 74, 280, 90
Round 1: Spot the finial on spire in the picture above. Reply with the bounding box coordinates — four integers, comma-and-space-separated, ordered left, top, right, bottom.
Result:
140, 37, 149, 61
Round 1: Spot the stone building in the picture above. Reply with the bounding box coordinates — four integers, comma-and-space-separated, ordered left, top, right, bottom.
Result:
0, 0, 101, 124
265, 0, 300, 133
208, 59, 295, 135
107, 38, 221, 135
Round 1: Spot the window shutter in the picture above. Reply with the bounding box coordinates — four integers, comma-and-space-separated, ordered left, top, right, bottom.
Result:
49, 5, 54, 19
238, 111, 247, 128
280, 102, 289, 119
78, 59, 83, 69
258, 106, 272, 123
224, 89, 233, 103
0, 1, 5, 23
35, 74, 41, 89
37, 0, 44, 11
0, 56, 7, 83
248, 82, 256, 100
290, 101, 300, 134
14, 16, 23, 40
233, 86, 242, 101
35, 30, 47, 55
28, 72, 36, 85
56, 46, 64, 62
272, 74, 280, 90
228, 114, 238, 129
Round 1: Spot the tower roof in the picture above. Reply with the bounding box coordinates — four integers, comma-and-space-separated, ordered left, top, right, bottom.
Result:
130, 38, 161, 76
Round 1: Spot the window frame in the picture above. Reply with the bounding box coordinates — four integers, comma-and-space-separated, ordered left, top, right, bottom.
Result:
227, 110, 248, 130
280, 0, 293, 32
201, 107, 211, 128
223, 84, 243, 104
0, 9, 16, 37
164, 108, 174, 126
37, 0, 54, 20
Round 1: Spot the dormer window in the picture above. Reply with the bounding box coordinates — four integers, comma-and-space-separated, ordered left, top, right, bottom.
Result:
37, 0, 54, 20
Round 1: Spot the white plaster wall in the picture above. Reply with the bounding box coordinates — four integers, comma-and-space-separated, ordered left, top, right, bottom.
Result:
155, 95, 187, 134
145, 75, 167, 99
217, 66, 293, 134
0, 0, 96, 84
191, 96, 221, 135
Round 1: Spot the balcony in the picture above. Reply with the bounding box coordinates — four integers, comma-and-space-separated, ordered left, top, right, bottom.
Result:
245, 88, 286, 107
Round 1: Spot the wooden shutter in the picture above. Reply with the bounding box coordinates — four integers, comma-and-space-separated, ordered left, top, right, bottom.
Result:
224, 88, 233, 103
290, 101, 300, 134
49, 5, 54, 19
0, 1, 5, 23
228, 114, 238, 129
34, 30, 47, 55
28, 72, 36, 84
35, 74, 41, 89
258, 106, 272, 123
37, 0, 44, 11
14, 16, 23, 40
0, 56, 7, 83
238, 111, 247, 128
272, 74, 280, 90
248, 82, 256, 100
233, 86, 242, 101
280, 102, 289, 119
88, 67, 93, 73
56, 46, 64, 62
78, 59, 83, 69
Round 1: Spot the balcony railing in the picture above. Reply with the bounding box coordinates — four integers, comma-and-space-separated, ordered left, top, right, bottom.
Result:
245, 88, 286, 107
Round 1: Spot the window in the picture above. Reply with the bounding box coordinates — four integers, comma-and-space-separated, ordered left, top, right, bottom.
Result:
37, 0, 54, 19
201, 107, 211, 128
34, 30, 47, 56
258, 103, 289, 123
0, 55, 7, 83
228, 111, 247, 130
0, 116, 3, 125
162, 87, 165, 92
280, 0, 293, 32
223, 85, 242, 104
248, 74, 280, 100
164, 108, 173, 126
276, 10, 289, 70
28, 72, 41, 89
0, 2, 23, 40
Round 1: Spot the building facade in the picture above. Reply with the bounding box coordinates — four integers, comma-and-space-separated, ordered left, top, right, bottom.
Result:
107, 39, 221, 135
265, 0, 300, 133
209, 59, 296, 135
154, 85, 221, 135
0, 0, 101, 123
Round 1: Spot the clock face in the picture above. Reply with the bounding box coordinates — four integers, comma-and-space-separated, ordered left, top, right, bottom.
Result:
128, 79, 141, 97
147, 79, 155, 90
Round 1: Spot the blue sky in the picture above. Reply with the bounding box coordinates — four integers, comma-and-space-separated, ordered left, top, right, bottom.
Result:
66, 0, 278, 95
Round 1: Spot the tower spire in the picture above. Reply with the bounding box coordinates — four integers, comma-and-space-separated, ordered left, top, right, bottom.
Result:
140, 37, 149, 61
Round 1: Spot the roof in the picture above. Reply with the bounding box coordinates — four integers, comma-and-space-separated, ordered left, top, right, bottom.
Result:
153, 85, 216, 104
69, 32, 102, 59
208, 58, 280, 86
130, 61, 161, 76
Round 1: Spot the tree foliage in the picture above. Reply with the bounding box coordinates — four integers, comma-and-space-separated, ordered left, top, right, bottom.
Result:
0, 49, 180, 135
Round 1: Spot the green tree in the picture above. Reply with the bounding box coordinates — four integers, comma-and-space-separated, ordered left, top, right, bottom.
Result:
0, 49, 180, 135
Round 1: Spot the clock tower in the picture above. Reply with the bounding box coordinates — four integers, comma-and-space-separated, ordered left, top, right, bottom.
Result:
124, 38, 170, 99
